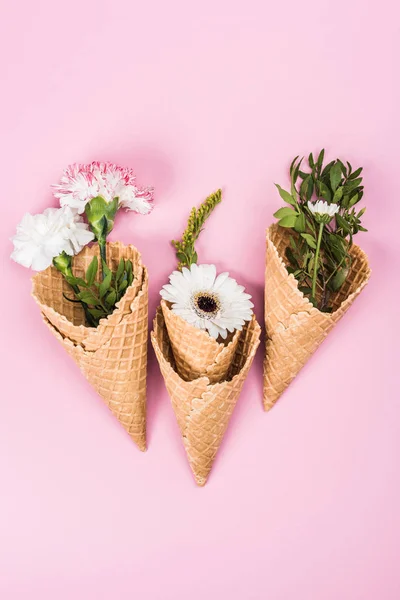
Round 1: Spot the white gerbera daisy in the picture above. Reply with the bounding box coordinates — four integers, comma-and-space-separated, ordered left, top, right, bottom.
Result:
307, 200, 339, 218
160, 263, 254, 340
11, 206, 94, 271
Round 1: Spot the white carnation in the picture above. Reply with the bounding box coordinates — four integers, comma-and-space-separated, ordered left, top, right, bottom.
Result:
11, 206, 94, 271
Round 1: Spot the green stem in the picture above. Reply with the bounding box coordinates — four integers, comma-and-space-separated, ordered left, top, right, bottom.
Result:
312, 222, 324, 303
99, 241, 107, 280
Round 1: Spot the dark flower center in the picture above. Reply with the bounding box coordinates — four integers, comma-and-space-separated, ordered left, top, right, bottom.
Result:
191, 291, 221, 319
196, 295, 218, 313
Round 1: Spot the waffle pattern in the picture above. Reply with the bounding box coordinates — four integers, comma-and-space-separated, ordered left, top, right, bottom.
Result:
152, 308, 260, 486
31, 243, 148, 451
161, 300, 241, 384
263, 224, 371, 411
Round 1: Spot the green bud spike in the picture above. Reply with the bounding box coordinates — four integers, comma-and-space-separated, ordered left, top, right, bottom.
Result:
171, 189, 222, 270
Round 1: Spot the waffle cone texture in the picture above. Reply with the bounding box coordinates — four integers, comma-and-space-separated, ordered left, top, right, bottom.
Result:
263, 224, 371, 411
32, 242, 148, 451
152, 303, 260, 486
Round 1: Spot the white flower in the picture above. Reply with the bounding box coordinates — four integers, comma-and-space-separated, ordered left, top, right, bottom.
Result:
160, 263, 254, 340
307, 200, 339, 218
11, 206, 94, 271
52, 161, 154, 215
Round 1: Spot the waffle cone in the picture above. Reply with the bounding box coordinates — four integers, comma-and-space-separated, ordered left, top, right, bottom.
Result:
152, 308, 260, 486
31, 242, 148, 451
263, 224, 371, 411
161, 300, 241, 384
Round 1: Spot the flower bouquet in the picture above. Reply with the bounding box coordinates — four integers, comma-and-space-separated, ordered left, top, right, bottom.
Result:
151, 190, 261, 486
11, 162, 154, 450
263, 150, 371, 410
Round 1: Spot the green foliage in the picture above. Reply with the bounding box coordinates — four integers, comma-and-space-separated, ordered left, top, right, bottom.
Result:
274, 150, 367, 311
172, 189, 222, 269
62, 255, 134, 327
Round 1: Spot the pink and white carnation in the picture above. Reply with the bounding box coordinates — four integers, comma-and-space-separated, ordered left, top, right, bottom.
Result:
52, 161, 154, 215
11, 206, 94, 271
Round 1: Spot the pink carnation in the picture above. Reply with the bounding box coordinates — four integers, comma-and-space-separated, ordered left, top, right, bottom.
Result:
52, 161, 154, 215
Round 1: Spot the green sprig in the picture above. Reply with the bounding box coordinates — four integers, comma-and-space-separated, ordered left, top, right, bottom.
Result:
55, 254, 134, 327
274, 150, 367, 311
172, 189, 222, 269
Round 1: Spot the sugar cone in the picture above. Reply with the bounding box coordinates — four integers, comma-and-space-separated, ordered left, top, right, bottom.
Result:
31, 242, 148, 451
161, 300, 241, 384
263, 224, 371, 411
152, 308, 260, 485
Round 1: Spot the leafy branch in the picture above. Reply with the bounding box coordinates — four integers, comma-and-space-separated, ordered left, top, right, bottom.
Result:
172, 189, 222, 269
274, 150, 367, 311
62, 255, 134, 326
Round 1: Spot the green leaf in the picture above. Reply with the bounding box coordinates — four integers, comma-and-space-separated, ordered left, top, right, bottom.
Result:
317, 149, 325, 169
321, 160, 335, 178
289, 155, 299, 175
119, 279, 128, 294
285, 247, 299, 267
66, 276, 87, 287
317, 181, 332, 202
102, 259, 111, 278
308, 153, 314, 168
358, 226, 368, 232
176, 252, 187, 263
331, 268, 348, 291
348, 167, 363, 180
330, 162, 342, 192
300, 175, 313, 201
294, 212, 306, 233
278, 214, 298, 228
275, 184, 297, 207
336, 214, 350, 233
88, 308, 106, 319
299, 286, 312, 295
99, 270, 112, 298
333, 187, 344, 203
116, 258, 125, 283
289, 236, 297, 251
86, 256, 98, 287
343, 178, 362, 194
301, 233, 317, 249
273, 207, 296, 219
105, 289, 116, 307
77, 290, 100, 305
336, 159, 347, 176
348, 193, 359, 208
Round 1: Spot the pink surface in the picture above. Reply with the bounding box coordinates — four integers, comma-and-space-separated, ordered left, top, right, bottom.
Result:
1, 1, 399, 598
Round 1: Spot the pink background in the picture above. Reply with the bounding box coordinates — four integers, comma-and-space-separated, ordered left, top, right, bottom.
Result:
1, 1, 399, 598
